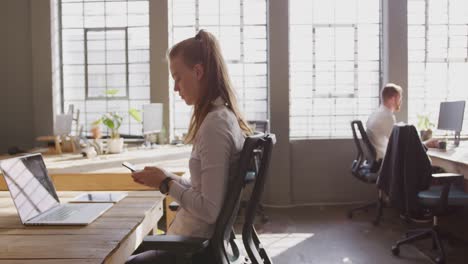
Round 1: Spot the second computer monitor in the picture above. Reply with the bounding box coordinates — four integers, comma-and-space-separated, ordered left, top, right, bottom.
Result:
437, 101, 465, 132
143, 103, 163, 134
437, 100, 465, 146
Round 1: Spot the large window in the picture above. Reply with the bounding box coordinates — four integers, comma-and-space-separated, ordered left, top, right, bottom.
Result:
168, 0, 269, 137
59, 0, 150, 136
408, 0, 468, 133
289, 0, 382, 139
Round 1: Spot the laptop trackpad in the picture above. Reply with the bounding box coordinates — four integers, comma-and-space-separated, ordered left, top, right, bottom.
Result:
27, 203, 113, 225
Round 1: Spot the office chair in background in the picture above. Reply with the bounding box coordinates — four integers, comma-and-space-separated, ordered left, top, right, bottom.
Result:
247, 120, 269, 134
377, 125, 468, 264
135, 133, 275, 264
349, 120, 383, 225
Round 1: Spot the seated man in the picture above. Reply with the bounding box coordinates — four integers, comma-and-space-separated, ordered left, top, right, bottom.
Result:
366, 83, 438, 160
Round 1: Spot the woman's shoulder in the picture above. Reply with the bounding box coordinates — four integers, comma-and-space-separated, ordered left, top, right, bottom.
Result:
203, 106, 237, 128
195, 107, 240, 141
195, 107, 245, 152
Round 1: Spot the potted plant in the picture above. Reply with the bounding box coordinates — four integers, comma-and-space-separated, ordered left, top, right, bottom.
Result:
92, 89, 142, 154
93, 112, 124, 153
417, 114, 435, 141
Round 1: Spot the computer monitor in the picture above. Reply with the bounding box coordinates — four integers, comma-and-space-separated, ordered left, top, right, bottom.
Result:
53, 114, 73, 136
143, 103, 163, 135
437, 100, 466, 146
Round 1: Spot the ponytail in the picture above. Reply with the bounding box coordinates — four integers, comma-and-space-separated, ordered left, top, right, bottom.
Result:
169, 30, 252, 143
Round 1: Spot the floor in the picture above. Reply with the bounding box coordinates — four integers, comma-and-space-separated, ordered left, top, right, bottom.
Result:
241, 205, 468, 264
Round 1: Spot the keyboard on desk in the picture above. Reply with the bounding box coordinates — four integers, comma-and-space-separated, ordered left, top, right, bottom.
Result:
36, 204, 85, 222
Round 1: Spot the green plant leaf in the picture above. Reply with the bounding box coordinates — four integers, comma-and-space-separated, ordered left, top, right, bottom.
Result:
106, 89, 119, 97
92, 118, 102, 126
129, 108, 142, 123
102, 118, 115, 129
97, 111, 124, 138
416, 114, 434, 130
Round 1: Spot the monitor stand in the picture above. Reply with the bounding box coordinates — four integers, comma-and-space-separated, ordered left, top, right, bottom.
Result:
454, 131, 461, 147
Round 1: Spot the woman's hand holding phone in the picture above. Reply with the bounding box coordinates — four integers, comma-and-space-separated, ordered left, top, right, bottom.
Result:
130, 166, 168, 188
122, 161, 137, 172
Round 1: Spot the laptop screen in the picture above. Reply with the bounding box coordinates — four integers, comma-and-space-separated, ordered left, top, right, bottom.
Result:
0, 154, 60, 223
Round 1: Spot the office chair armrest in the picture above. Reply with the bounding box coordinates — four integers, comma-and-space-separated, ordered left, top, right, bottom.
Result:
168, 201, 180, 211
431, 172, 463, 182
141, 235, 209, 253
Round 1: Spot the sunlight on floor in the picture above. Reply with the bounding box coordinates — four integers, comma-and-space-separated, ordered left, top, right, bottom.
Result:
257, 233, 315, 258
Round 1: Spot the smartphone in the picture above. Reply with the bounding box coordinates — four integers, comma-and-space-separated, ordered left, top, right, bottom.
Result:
122, 161, 137, 172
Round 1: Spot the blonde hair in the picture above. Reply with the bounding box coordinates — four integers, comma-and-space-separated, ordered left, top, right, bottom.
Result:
168, 30, 252, 143
381, 83, 403, 102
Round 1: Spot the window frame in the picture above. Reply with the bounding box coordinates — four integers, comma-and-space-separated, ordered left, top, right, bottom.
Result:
167, 0, 270, 137
288, 0, 384, 140
84, 27, 130, 101
57, 0, 151, 137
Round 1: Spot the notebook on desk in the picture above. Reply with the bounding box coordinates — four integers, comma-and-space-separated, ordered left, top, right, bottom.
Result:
71, 192, 127, 203
0, 153, 113, 226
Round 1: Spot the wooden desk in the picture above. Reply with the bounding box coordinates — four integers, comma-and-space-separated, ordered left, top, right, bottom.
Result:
0, 145, 191, 188
42, 145, 191, 191
0, 191, 164, 264
427, 143, 468, 190
0, 145, 191, 229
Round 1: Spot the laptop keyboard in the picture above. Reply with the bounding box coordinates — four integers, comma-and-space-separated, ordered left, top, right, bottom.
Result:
36, 204, 86, 222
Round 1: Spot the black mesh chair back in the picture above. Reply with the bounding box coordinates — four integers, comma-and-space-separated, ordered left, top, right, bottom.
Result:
350, 120, 380, 181
135, 134, 276, 264
210, 133, 275, 264
348, 120, 383, 224
241, 134, 275, 264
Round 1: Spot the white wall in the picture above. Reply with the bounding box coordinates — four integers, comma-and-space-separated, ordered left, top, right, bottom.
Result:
0, 0, 35, 153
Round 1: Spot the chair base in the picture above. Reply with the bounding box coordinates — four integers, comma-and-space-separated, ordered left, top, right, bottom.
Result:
347, 197, 384, 226
347, 201, 376, 218
392, 225, 446, 264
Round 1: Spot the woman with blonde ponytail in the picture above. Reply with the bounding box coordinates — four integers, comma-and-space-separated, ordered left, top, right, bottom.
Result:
127, 30, 252, 263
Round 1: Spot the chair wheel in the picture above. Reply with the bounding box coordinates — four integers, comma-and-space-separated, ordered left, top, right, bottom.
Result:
391, 245, 400, 256
434, 257, 444, 264
347, 212, 353, 219
372, 219, 379, 226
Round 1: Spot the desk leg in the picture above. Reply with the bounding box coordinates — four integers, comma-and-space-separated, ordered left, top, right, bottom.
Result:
54, 136, 62, 154
165, 196, 176, 231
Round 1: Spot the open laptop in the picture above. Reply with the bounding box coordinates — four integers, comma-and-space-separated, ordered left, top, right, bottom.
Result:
0, 153, 113, 225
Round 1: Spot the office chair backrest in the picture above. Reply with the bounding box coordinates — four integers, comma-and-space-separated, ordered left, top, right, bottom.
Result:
210, 133, 274, 264
350, 120, 379, 176
377, 125, 432, 216
242, 134, 275, 264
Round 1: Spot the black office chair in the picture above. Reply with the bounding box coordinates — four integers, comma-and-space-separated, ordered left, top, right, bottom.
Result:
377, 125, 468, 264
136, 133, 275, 264
348, 120, 383, 225
242, 134, 275, 264
242, 120, 270, 223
